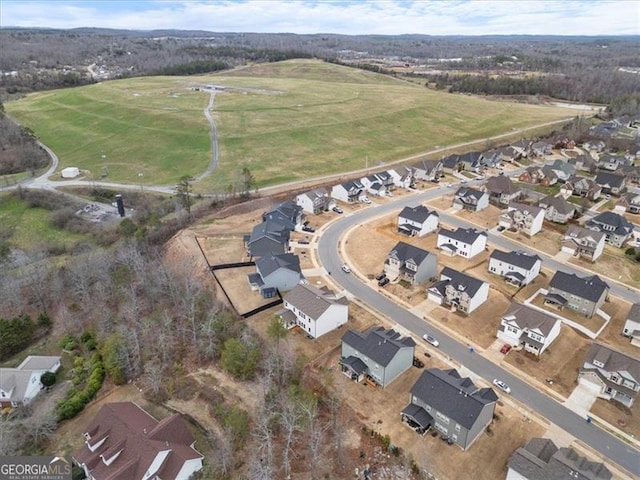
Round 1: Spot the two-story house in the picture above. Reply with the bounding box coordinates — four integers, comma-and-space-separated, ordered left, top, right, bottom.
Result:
561, 226, 606, 262
397, 205, 439, 237
441, 154, 461, 173
518, 166, 552, 186
384, 242, 438, 285
411, 159, 443, 182
578, 343, 640, 408
488, 250, 542, 287
401, 368, 498, 450
622, 303, 640, 348
594, 172, 626, 196
508, 438, 612, 480
530, 141, 553, 157
388, 167, 415, 189
458, 151, 484, 173
331, 180, 365, 203
538, 195, 576, 224
281, 283, 348, 339
427, 267, 489, 314
483, 175, 522, 206
74, 402, 203, 480
614, 192, 640, 214
498, 202, 545, 236
246, 220, 290, 258
511, 139, 532, 158
585, 211, 634, 248
452, 187, 489, 212
361, 174, 387, 197
497, 303, 561, 356
262, 200, 304, 231
437, 227, 487, 259
0, 356, 61, 408
296, 188, 335, 215
544, 272, 609, 318
568, 154, 597, 174
248, 253, 302, 297
340, 327, 415, 388
544, 159, 576, 182
561, 176, 602, 200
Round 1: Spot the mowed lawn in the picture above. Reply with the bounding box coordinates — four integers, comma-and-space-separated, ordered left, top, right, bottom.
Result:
7, 59, 582, 188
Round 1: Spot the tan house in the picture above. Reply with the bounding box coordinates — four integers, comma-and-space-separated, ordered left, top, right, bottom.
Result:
562, 226, 606, 262
538, 195, 576, 224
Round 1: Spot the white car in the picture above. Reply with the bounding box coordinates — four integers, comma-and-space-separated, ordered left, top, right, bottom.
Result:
446, 183, 452, 188
361, 197, 372, 204
341, 264, 351, 274
422, 334, 439, 347
493, 379, 511, 394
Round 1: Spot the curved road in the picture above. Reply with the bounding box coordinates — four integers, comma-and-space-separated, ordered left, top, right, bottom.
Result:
317, 182, 640, 476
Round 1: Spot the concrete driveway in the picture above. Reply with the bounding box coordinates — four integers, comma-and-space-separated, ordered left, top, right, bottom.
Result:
563, 380, 601, 418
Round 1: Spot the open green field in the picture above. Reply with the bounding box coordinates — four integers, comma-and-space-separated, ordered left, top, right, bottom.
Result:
7, 59, 583, 189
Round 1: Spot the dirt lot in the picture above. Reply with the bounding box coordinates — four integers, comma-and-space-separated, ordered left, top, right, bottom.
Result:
214, 265, 276, 314
502, 228, 563, 255
425, 192, 455, 212
592, 297, 636, 357
591, 398, 640, 441
314, 349, 545, 480
456, 205, 503, 229
569, 245, 640, 289
529, 294, 608, 337
505, 326, 591, 398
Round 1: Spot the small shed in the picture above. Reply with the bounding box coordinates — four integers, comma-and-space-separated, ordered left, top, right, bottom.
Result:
61, 167, 80, 178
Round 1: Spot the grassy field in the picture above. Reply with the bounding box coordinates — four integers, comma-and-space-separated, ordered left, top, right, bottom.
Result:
7, 59, 584, 189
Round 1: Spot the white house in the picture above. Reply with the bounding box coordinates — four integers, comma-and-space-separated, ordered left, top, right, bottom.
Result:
295, 188, 335, 214
562, 226, 606, 262
61, 167, 80, 178
497, 303, 561, 356
397, 205, 439, 237
436, 227, 487, 259
331, 180, 365, 203
388, 167, 414, 189
488, 250, 542, 287
361, 175, 387, 196
281, 283, 349, 339
0, 356, 61, 408
498, 202, 545, 236
622, 303, 640, 348
427, 267, 489, 314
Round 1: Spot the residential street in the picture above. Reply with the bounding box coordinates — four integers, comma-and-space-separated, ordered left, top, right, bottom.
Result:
317, 182, 640, 476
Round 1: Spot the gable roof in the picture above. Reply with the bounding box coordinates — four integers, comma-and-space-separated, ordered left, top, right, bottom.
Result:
441, 154, 460, 169
341, 326, 415, 367
594, 171, 625, 188
284, 283, 347, 320
454, 187, 486, 202
412, 159, 442, 172
17, 355, 60, 371
627, 303, 640, 322
438, 227, 487, 245
439, 266, 487, 298
508, 438, 612, 480
564, 226, 606, 244
584, 343, 640, 382
398, 205, 438, 224
410, 368, 497, 430
485, 175, 520, 195
248, 220, 289, 246
489, 250, 541, 270
255, 253, 301, 277
548, 271, 609, 303
74, 402, 201, 480
388, 241, 434, 266
501, 303, 559, 337
301, 187, 328, 201
586, 211, 634, 236
507, 202, 544, 217
538, 195, 576, 215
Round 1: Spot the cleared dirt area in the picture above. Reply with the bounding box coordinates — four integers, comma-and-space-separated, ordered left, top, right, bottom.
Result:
505, 326, 591, 398
425, 193, 455, 212
593, 297, 636, 357
214, 265, 275, 314
591, 398, 640, 441
569, 245, 640, 289
314, 349, 545, 480
502, 228, 563, 255
198, 235, 249, 265
456, 205, 503, 229
529, 294, 608, 336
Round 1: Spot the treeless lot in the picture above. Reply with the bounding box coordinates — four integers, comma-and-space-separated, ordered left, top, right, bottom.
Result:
214, 265, 274, 314
529, 294, 608, 337
592, 297, 636, 357
569, 245, 640, 289
591, 398, 640, 441
502, 228, 563, 255
456, 204, 503, 229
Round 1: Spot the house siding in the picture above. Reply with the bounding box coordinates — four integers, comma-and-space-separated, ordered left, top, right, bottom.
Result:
340, 344, 413, 388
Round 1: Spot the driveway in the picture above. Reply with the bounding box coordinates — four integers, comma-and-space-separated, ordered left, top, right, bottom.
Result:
564, 381, 600, 418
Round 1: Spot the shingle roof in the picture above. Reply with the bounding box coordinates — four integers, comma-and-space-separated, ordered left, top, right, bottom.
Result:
284, 283, 347, 320
508, 438, 612, 480
388, 241, 434, 265
501, 303, 559, 337
485, 175, 520, 194
548, 271, 609, 303
586, 212, 634, 236
454, 187, 486, 202
507, 202, 544, 217
410, 369, 497, 430
538, 195, 576, 215
594, 172, 625, 188
398, 205, 438, 224
341, 326, 415, 367
438, 227, 487, 245
256, 253, 301, 277
564, 226, 605, 244
440, 267, 487, 298
489, 250, 541, 270
584, 343, 640, 383
627, 303, 640, 322
17, 356, 60, 371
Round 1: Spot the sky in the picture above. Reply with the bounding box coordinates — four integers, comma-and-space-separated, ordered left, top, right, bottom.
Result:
1, 0, 639, 36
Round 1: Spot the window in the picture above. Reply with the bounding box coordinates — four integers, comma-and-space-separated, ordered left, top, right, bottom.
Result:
455, 424, 461, 432
436, 412, 450, 424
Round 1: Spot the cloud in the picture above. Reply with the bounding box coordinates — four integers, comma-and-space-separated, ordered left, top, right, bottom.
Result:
1, 0, 639, 35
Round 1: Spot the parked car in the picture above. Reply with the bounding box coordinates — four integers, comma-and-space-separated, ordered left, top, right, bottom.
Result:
493, 379, 511, 394
500, 344, 512, 355
378, 277, 390, 287
332, 206, 344, 214
446, 183, 452, 188
497, 225, 506, 232
375, 272, 386, 281
412, 357, 425, 368
302, 225, 316, 233
341, 264, 351, 274
476, 175, 484, 180
422, 334, 439, 347
460, 180, 468, 184
361, 197, 372, 204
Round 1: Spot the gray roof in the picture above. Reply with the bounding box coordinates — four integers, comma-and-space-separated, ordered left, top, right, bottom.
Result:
438, 227, 487, 245
412, 159, 442, 172
255, 253, 301, 278
341, 326, 415, 367
501, 303, 559, 337
548, 271, 609, 303
284, 283, 347, 320
594, 172, 625, 188
388, 241, 435, 266
410, 369, 498, 430
485, 175, 520, 195
248, 220, 290, 250
489, 250, 541, 270
398, 205, 438, 224
342, 356, 368, 376
508, 438, 612, 480
0, 370, 33, 403
17, 356, 60, 371
441, 155, 460, 169
302, 187, 328, 201
439, 267, 487, 298
401, 403, 433, 428
454, 187, 486, 202
584, 343, 640, 383
507, 201, 543, 217
627, 303, 640, 322
538, 195, 576, 215
564, 225, 606, 244
586, 212, 634, 236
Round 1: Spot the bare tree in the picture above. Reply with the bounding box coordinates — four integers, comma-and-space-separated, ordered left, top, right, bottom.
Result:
299, 399, 330, 480
143, 361, 165, 396
279, 398, 301, 479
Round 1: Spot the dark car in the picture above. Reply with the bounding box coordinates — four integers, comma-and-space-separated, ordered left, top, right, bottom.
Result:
375, 272, 386, 281
332, 206, 344, 214
412, 357, 425, 368
302, 225, 316, 233
378, 277, 390, 287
